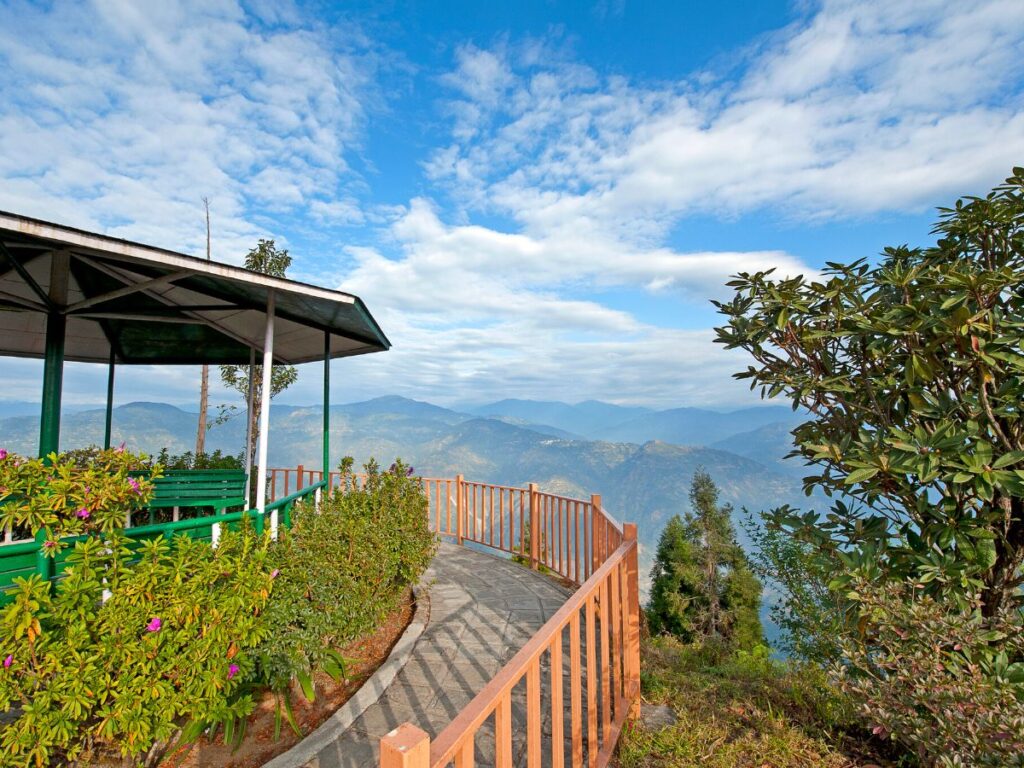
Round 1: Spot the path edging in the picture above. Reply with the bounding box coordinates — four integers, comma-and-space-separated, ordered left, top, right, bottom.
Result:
261, 582, 431, 768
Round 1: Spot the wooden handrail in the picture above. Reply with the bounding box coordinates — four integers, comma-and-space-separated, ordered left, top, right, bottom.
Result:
427, 535, 639, 767
262, 467, 640, 766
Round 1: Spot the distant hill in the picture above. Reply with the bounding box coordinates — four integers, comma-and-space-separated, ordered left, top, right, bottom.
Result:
711, 420, 810, 477
597, 405, 803, 446
0, 395, 826, 636
469, 399, 653, 437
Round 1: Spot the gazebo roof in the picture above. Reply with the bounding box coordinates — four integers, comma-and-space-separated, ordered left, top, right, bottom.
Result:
0, 210, 390, 366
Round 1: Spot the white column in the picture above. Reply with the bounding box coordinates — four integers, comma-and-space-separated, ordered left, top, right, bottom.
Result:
243, 345, 256, 505
255, 291, 276, 537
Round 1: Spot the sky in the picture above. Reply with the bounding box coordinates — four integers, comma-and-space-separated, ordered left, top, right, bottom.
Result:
1, 0, 1023, 411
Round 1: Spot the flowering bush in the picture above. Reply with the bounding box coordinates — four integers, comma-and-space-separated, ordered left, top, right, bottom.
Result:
0, 447, 155, 550
0, 530, 274, 766
837, 579, 1024, 767
255, 457, 436, 694
0, 451, 437, 764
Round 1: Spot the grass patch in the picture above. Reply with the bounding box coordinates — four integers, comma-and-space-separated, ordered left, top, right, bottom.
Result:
618, 637, 908, 768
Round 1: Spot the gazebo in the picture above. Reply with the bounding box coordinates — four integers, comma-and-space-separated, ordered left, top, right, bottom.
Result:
0, 209, 390, 528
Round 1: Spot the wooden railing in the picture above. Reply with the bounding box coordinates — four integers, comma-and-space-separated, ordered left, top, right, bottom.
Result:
0, 479, 326, 601
268, 467, 630, 590
270, 466, 641, 768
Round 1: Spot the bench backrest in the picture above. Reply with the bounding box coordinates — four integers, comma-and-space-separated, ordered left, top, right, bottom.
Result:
132, 469, 248, 507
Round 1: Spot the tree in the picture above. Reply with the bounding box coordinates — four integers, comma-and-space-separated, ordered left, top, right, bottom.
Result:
714, 168, 1024, 620
647, 470, 763, 650
220, 239, 298, 469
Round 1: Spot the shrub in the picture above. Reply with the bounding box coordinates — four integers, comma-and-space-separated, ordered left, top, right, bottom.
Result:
837, 579, 1024, 767
255, 457, 437, 693
0, 529, 274, 767
0, 450, 437, 764
152, 448, 243, 470
743, 511, 845, 664
0, 447, 156, 549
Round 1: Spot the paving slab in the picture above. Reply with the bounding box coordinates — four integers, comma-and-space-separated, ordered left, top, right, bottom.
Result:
299, 542, 572, 768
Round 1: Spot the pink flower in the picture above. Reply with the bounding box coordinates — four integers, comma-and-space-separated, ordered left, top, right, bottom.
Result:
0, 448, 7, 460
228, 663, 240, 680
128, 477, 142, 495
117, 442, 126, 453
42, 540, 56, 550
76, 508, 90, 520
270, 569, 280, 579
3, 654, 11, 669
146, 617, 162, 632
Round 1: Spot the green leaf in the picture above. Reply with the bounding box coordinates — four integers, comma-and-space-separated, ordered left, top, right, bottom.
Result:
296, 669, 316, 703
844, 467, 879, 485
993, 451, 1024, 469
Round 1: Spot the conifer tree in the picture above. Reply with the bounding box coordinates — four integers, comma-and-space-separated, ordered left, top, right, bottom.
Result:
647, 470, 763, 649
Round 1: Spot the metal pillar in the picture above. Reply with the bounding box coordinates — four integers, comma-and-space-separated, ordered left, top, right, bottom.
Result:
39, 313, 65, 458
323, 331, 330, 484
103, 347, 116, 450
255, 292, 275, 536
243, 346, 256, 505
39, 252, 69, 459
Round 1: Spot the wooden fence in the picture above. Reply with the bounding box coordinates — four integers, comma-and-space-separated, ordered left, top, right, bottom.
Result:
268, 466, 642, 768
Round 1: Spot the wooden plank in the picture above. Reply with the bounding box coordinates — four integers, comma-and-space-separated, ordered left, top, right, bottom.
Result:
586, 594, 598, 768
551, 630, 565, 768
495, 690, 513, 768
527, 659, 541, 768
455, 739, 475, 768
600, 574, 611, 739
610, 562, 623, 715
380, 723, 429, 768
570, 611, 583, 767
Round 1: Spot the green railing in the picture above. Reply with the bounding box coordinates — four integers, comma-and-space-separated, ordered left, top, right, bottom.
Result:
0, 480, 327, 602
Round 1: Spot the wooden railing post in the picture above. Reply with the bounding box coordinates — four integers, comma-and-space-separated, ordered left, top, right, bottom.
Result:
455, 474, 465, 545
623, 522, 642, 720
590, 494, 602, 573
380, 723, 430, 768
297, 463, 304, 488
529, 483, 540, 569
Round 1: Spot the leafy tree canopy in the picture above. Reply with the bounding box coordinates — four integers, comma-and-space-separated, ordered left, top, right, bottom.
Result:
714, 168, 1024, 618
219, 239, 298, 463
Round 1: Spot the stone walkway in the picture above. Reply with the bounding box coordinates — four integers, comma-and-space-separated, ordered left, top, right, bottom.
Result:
304, 542, 573, 768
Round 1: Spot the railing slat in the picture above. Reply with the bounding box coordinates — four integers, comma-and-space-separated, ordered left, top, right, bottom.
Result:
527, 658, 542, 768
585, 593, 598, 768
610, 562, 624, 716
570, 610, 583, 768
455, 739, 474, 768
600, 573, 611, 740
495, 691, 513, 768
551, 628, 565, 768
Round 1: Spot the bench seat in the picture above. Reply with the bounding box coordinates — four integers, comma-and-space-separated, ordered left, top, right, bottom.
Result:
133, 469, 248, 514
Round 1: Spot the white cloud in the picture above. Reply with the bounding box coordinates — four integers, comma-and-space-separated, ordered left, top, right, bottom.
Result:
0, 0, 382, 261
4, 0, 1022, 413
427, 0, 1024, 234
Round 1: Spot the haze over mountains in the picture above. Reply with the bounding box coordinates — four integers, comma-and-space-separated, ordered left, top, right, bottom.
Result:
0, 395, 818, 640
0, 394, 814, 544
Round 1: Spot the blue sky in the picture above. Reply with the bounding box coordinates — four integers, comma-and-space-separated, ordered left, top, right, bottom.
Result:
1, 0, 1023, 410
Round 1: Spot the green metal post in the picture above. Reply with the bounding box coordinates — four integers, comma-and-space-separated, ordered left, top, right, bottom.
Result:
38, 309, 66, 460
323, 331, 330, 482
103, 347, 116, 450
37, 252, 69, 589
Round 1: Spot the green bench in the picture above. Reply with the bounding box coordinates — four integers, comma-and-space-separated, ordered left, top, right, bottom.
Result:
132, 469, 248, 522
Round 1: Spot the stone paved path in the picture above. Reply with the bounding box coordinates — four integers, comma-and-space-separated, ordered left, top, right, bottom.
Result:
304, 542, 573, 768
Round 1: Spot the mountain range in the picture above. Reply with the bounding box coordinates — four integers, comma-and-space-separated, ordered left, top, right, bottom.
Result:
1, 395, 826, 643
0, 393, 817, 564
